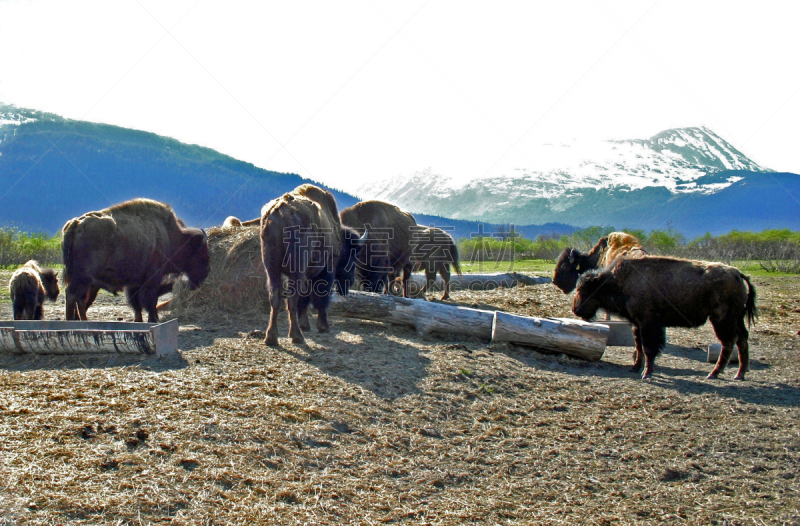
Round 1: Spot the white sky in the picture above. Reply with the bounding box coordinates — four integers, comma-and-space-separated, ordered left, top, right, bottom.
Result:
1, 0, 799, 193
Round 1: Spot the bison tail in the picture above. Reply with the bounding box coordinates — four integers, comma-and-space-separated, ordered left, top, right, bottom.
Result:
61, 220, 78, 284
449, 241, 463, 277
743, 274, 758, 327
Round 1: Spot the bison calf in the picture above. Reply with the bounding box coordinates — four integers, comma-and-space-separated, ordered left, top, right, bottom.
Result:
573, 256, 757, 380
9, 260, 60, 320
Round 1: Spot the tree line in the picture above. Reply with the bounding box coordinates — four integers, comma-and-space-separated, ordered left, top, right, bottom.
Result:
459, 226, 800, 273
1, 225, 799, 274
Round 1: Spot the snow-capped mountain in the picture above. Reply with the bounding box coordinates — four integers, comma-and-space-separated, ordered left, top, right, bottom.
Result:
356, 127, 775, 230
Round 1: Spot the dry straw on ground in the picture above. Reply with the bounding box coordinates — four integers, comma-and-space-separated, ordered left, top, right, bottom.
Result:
0, 264, 799, 524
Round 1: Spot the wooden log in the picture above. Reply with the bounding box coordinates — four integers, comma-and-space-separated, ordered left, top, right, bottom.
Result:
404, 272, 551, 297
329, 291, 495, 339
491, 312, 608, 361
549, 318, 636, 347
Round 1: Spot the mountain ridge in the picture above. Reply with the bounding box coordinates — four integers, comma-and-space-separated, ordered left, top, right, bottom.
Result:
0, 104, 575, 240
357, 127, 798, 237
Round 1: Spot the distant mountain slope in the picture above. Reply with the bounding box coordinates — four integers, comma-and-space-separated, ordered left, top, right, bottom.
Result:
0, 105, 574, 239
0, 105, 359, 233
358, 128, 798, 237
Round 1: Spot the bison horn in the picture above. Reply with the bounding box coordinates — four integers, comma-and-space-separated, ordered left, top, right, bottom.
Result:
358, 229, 369, 243
569, 248, 576, 264
201, 228, 207, 241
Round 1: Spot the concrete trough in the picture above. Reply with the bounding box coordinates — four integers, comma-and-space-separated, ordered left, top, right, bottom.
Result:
596, 320, 637, 347
707, 343, 738, 364
0, 319, 179, 358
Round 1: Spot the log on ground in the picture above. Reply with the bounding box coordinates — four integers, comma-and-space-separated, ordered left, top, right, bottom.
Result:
329, 291, 495, 339
405, 272, 551, 297
492, 311, 608, 361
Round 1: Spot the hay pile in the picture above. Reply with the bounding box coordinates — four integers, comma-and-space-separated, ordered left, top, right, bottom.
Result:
169, 225, 267, 320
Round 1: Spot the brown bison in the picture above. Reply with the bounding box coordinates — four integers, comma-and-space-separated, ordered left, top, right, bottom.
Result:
340, 200, 417, 297
62, 198, 210, 323
553, 231, 647, 294
572, 256, 757, 380
8, 260, 59, 320
409, 226, 462, 300
261, 184, 366, 346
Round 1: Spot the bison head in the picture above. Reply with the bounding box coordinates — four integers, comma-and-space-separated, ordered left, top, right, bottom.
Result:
40, 268, 60, 302
335, 227, 368, 295
179, 229, 211, 290
572, 270, 613, 321
553, 247, 585, 294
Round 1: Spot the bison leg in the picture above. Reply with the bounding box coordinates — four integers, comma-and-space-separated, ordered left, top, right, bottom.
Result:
733, 317, 750, 380
439, 264, 452, 301
12, 295, 27, 320
401, 264, 412, 298
286, 293, 305, 344
311, 273, 334, 333
640, 325, 666, 380
297, 293, 312, 332
126, 287, 146, 323
84, 286, 101, 311
708, 316, 741, 380
65, 280, 91, 321
629, 325, 645, 373
265, 276, 282, 346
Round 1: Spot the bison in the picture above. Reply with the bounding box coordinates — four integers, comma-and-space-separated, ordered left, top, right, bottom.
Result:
8, 260, 59, 320
572, 256, 757, 380
62, 198, 210, 323
553, 231, 647, 294
409, 226, 463, 300
340, 200, 417, 297
261, 184, 366, 346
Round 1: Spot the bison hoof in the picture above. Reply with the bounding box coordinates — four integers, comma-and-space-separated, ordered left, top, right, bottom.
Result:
264, 336, 279, 347
291, 336, 306, 345
706, 372, 719, 380
640, 371, 653, 380
733, 373, 746, 381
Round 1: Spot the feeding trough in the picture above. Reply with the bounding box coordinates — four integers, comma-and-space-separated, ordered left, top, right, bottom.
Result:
0, 319, 179, 358
707, 343, 738, 364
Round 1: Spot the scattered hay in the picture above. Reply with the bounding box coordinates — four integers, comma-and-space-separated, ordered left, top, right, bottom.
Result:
169, 225, 268, 321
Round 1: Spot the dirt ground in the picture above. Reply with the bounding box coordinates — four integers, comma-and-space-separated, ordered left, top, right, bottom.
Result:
0, 271, 798, 525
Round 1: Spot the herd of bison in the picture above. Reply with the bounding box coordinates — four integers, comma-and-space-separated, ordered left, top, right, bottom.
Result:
9, 183, 758, 381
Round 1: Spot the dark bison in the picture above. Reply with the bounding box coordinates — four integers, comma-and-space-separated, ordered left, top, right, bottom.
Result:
553, 231, 647, 294
62, 198, 210, 323
572, 256, 757, 380
8, 260, 59, 320
261, 184, 366, 346
409, 226, 462, 300
340, 200, 417, 297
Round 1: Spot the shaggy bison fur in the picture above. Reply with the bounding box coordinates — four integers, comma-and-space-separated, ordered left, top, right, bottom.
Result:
62, 198, 210, 323
261, 184, 366, 346
340, 200, 417, 297
8, 260, 59, 320
554, 231, 647, 294
573, 256, 757, 380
